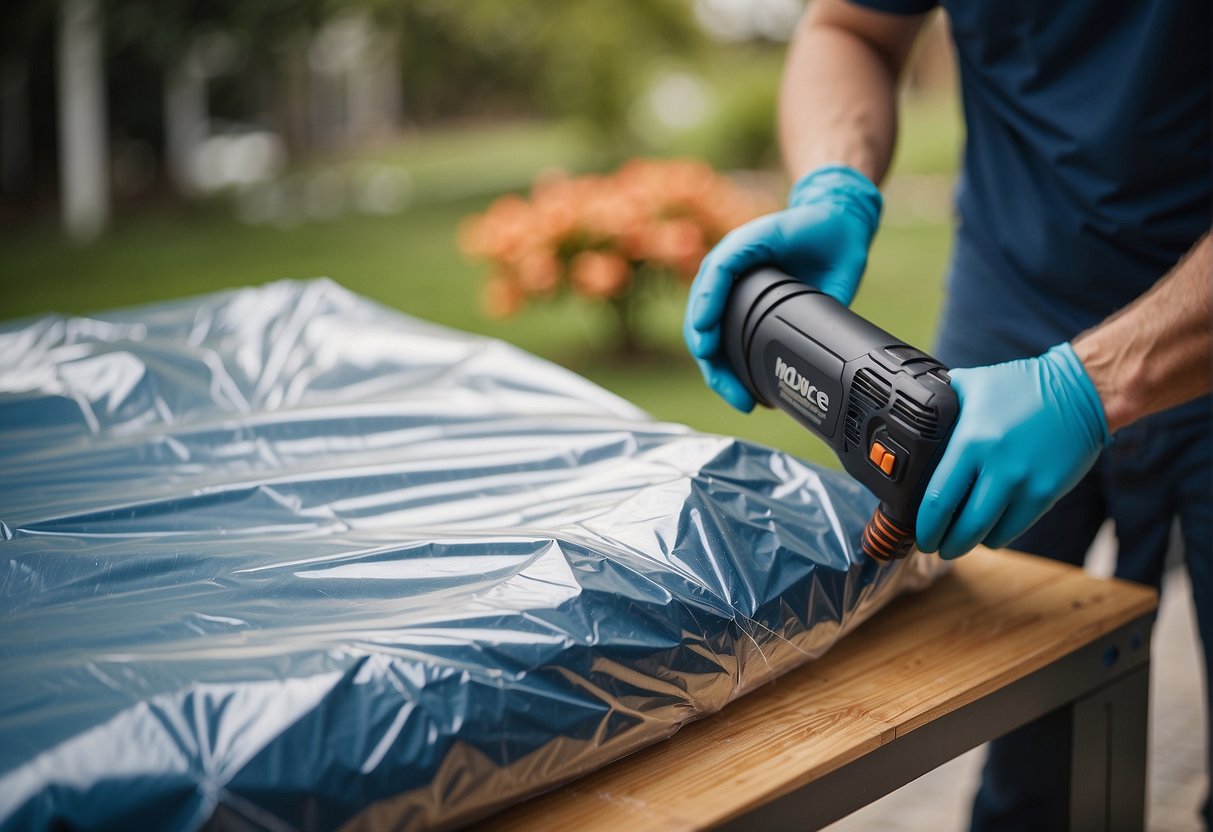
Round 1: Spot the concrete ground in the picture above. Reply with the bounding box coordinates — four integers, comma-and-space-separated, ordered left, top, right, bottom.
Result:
826, 523, 1209, 832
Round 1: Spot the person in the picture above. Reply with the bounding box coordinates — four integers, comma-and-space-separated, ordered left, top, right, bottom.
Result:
682, 0, 1212, 828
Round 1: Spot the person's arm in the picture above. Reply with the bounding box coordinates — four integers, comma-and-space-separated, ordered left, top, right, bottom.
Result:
1074, 233, 1212, 433
916, 233, 1213, 559
684, 1, 930, 411
780, 1, 930, 184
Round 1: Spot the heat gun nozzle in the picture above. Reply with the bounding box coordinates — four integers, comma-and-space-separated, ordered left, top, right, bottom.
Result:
862, 504, 914, 563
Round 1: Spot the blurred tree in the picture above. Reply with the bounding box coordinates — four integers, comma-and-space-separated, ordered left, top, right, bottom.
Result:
106, 0, 329, 178
101, 0, 702, 155
0, 4, 54, 206
375, 0, 703, 148
0, 0, 332, 206
0, 0, 707, 224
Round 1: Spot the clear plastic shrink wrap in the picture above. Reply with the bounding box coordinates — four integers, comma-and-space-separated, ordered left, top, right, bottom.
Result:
0, 280, 943, 830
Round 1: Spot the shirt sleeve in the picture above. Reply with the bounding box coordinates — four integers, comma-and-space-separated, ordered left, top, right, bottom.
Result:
846, 0, 938, 15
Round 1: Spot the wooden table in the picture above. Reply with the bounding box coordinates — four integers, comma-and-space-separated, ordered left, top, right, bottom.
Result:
483, 548, 1158, 831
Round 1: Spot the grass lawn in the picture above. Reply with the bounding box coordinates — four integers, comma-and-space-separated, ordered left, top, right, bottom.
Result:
0, 97, 960, 470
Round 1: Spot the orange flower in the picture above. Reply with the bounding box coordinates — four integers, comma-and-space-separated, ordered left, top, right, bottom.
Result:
482, 274, 525, 318
459, 195, 535, 261
457, 214, 487, 258
570, 251, 631, 299
581, 188, 645, 241
515, 249, 561, 295
460, 158, 774, 314
642, 219, 705, 278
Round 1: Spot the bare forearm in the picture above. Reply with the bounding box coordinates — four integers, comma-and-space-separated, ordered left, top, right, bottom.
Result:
1073, 234, 1212, 433
779, 1, 928, 185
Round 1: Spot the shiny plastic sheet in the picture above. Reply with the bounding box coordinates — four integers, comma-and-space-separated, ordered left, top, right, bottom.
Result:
0, 280, 943, 831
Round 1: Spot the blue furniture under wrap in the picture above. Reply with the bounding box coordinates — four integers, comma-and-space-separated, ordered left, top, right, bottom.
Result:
0, 280, 943, 830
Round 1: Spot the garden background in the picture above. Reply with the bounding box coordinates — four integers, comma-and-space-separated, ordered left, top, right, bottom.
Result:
0, 0, 961, 469
5, 5, 1209, 828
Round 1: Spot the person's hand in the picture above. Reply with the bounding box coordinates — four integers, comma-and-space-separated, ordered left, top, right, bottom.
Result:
683, 165, 883, 412
916, 343, 1111, 559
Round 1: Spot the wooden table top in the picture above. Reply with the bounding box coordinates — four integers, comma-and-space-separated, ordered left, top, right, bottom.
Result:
482, 547, 1158, 831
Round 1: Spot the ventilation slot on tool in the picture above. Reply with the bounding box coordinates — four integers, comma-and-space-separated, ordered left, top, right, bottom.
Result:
891, 395, 940, 439
844, 369, 891, 449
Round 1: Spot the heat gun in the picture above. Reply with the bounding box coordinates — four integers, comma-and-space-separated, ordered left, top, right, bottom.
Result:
722, 268, 959, 562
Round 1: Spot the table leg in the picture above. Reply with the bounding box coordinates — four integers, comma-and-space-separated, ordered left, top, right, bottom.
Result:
1067, 662, 1150, 832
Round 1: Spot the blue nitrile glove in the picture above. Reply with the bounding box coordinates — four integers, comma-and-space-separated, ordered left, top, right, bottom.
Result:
916, 343, 1111, 560
683, 165, 883, 412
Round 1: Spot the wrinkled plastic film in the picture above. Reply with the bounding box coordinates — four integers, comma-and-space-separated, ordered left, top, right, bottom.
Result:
0, 280, 944, 831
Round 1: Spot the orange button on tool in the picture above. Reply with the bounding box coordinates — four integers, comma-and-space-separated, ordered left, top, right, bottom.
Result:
869, 442, 887, 466
869, 440, 897, 477
880, 450, 896, 475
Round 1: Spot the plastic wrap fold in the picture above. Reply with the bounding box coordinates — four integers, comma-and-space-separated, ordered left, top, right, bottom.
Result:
0, 279, 943, 830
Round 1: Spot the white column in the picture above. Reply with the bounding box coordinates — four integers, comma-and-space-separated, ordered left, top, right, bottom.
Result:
57, 0, 109, 243
163, 58, 207, 197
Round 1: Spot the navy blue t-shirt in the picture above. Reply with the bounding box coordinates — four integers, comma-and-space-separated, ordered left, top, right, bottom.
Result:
851, 0, 1211, 368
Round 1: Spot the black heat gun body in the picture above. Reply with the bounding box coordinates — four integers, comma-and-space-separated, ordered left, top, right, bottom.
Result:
722, 268, 959, 561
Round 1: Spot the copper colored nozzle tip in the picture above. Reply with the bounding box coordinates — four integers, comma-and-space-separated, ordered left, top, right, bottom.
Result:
862, 505, 913, 562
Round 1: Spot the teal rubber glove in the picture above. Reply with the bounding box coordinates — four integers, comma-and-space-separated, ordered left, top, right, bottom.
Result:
683, 165, 883, 412
916, 343, 1111, 560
